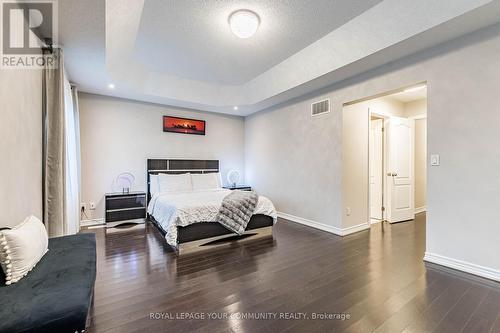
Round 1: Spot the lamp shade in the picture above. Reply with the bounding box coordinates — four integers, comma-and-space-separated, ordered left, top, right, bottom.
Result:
227, 169, 240, 186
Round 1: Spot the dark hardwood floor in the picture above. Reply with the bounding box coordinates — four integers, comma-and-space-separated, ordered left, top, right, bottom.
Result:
84, 214, 500, 333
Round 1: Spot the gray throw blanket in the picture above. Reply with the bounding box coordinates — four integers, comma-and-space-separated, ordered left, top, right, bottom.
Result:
216, 190, 258, 235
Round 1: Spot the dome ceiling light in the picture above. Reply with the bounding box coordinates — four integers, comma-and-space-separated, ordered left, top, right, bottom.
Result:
228, 10, 260, 39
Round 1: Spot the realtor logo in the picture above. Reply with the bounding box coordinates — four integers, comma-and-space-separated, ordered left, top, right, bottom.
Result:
1, 0, 58, 69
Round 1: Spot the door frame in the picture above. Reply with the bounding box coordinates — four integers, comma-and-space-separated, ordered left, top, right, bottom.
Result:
368, 111, 389, 224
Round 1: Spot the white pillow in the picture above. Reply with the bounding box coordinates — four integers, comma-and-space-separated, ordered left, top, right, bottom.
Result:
191, 173, 222, 190
0, 215, 48, 285
158, 173, 192, 192
150, 174, 160, 196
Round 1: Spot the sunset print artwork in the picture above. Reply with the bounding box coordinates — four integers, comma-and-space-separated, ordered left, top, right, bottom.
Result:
163, 116, 206, 135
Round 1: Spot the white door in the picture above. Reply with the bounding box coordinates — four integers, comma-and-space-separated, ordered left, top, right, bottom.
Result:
369, 119, 383, 220
386, 117, 415, 223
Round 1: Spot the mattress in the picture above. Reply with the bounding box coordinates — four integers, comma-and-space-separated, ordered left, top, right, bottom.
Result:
147, 189, 277, 246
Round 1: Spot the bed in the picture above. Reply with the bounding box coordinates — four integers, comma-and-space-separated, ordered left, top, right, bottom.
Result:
146, 159, 277, 254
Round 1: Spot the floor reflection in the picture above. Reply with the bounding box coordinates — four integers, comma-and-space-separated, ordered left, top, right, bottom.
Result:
84, 213, 500, 333
174, 236, 277, 279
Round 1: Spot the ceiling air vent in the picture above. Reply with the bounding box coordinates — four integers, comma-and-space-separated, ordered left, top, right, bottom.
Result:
311, 99, 330, 116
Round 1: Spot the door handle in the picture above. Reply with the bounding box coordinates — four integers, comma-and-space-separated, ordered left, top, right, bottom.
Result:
387, 172, 398, 177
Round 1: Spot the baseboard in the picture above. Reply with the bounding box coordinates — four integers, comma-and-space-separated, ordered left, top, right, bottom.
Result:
424, 252, 500, 282
415, 206, 427, 214
80, 218, 105, 227
277, 212, 370, 237
277, 212, 343, 236
342, 222, 371, 236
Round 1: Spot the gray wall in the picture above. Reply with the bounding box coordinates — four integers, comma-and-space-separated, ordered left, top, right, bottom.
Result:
245, 94, 341, 227
79, 93, 245, 220
245, 23, 500, 272
0, 70, 43, 227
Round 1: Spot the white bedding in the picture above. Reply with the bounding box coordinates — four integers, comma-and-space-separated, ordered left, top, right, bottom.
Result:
147, 189, 277, 246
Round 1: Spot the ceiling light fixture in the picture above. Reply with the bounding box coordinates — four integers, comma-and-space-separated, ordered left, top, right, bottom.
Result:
229, 10, 260, 39
108, 83, 115, 89
233, 106, 239, 110
403, 85, 425, 93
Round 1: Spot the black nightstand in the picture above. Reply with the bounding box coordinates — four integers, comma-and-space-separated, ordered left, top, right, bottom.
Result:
105, 192, 146, 227
223, 185, 252, 191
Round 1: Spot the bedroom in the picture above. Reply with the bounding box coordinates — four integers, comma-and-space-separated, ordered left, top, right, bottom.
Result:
1, 0, 500, 332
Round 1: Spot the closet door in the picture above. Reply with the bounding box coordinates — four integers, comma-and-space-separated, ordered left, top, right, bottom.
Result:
386, 117, 415, 223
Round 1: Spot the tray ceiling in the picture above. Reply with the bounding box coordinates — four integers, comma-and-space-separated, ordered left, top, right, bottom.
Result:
60, 0, 500, 115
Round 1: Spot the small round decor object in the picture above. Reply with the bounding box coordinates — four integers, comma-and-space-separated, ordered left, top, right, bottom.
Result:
113, 172, 135, 193
227, 169, 240, 187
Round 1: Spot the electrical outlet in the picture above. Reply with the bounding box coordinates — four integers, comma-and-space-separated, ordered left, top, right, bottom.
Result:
89, 202, 96, 210
346, 207, 352, 216
430, 154, 440, 166
80, 202, 87, 212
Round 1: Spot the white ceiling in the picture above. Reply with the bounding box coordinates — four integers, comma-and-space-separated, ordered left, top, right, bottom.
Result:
391, 87, 428, 103
135, 0, 382, 85
59, 0, 500, 116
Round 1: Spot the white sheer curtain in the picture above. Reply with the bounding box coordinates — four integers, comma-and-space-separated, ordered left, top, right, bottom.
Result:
63, 72, 80, 235
43, 49, 80, 236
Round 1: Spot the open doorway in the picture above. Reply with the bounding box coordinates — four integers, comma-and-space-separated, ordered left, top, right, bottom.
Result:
369, 114, 385, 223
343, 83, 427, 227
369, 85, 427, 223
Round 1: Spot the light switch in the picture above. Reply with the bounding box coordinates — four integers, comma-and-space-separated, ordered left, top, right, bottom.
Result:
430, 154, 440, 166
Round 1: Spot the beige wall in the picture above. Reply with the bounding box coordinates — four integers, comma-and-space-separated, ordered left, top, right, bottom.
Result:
363, 96, 405, 118
246, 23, 500, 273
341, 96, 406, 230
342, 104, 369, 229
79, 93, 245, 221
404, 99, 427, 118
0, 70, 43, 227
406, 98, 428, 210
414, 118, 427, 209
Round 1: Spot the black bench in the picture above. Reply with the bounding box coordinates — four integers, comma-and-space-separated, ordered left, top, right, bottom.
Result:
0, 233, 96, 333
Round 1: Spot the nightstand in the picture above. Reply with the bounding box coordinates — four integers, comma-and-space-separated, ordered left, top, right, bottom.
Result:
105, 192, 146, 227
223, 185, 252, 191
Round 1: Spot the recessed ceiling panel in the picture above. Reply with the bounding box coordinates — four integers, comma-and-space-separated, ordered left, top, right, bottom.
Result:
134, 0, 383, 85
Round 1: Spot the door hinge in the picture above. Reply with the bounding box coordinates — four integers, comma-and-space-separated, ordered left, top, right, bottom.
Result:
381, 206, 385, 212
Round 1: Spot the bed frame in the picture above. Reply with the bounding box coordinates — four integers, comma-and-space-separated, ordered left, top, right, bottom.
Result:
146, 159, 274, 255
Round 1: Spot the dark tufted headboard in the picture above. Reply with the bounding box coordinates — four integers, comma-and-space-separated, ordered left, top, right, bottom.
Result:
146, 159, 219, 203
